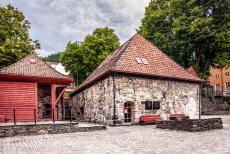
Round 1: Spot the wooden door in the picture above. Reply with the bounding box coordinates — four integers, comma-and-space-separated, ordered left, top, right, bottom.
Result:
124, 102, 132, 122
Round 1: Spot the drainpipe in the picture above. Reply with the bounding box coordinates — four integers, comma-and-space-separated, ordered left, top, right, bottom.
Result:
112, 72, 116, 126
199, 84, 201, 119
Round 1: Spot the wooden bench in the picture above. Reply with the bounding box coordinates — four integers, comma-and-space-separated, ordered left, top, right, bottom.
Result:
139, 114, 161, 125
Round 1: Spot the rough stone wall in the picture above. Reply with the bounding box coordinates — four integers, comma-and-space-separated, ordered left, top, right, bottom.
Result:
72, 77, 113, 123
156, 118, 223, 132
72, 74, 200, 124
114, 75, 200, 123
0, 123, 106, 138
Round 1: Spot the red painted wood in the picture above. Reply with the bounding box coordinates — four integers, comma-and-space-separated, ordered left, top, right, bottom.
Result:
35, 83, 38, 122
0, 74, 73, 84
139, 115, 161, 125
0, 81, 36, 122
51, 84, 57, 121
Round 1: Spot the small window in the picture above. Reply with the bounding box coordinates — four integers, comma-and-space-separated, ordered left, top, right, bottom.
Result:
152, 101, 160, 109
136, 58, 143, 64
226, 82, 230, 88
215, 74, 220, 79
145, 101, 152, 110
225, 72, 230, 77
142, 58, 149, 65
216, 84, 221, 90
145, 101, 160, 110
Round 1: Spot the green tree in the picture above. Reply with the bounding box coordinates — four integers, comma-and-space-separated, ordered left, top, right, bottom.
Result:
60, 27, 120, 85
140, 0, 230, 79
0, 4, 39, 68
43, 52, 61, 62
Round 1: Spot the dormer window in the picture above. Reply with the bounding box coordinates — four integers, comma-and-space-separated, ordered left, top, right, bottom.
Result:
136, 58, 143, 64
136, 58, 149, 65
142, 58, 149, 65
30, 59, 36, 64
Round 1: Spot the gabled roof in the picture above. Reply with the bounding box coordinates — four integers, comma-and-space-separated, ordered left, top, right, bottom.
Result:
186, 66, 199, 77
0, 53, 73, 83
72, 33, 204, 95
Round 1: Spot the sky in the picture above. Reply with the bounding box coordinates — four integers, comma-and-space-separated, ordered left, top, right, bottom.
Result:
1, 0, 150, 56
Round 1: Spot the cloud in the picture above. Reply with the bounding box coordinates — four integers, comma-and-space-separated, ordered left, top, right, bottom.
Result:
1, 0, 150, 56
34, 49, 56, 57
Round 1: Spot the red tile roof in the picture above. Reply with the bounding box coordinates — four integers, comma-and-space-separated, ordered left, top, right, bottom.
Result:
0, 53, 73, 82
73, 33, 204, 94
186, 66, 199, 77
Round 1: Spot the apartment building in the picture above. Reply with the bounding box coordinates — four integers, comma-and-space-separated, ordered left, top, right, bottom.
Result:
209, 67, 230, 96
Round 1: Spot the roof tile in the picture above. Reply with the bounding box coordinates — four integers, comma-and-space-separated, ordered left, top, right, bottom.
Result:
0, 53, 72, 80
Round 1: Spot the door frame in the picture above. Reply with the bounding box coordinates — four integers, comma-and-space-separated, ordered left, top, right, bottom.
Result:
124, 101, 135, 123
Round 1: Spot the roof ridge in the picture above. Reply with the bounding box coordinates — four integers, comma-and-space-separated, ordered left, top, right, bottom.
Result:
112, 33, 138, 69
72, 33, 204, 95
0, 52, 73, 80
0, 52, 35, 71
35, 54, 72, 78
137, 34, 201, 80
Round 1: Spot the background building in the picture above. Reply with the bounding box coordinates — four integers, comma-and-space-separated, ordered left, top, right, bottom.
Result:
209, 67, 230, 96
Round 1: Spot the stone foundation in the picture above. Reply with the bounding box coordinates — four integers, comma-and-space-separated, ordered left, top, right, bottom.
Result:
0, 123, 106, 138
156, 118, 223, 132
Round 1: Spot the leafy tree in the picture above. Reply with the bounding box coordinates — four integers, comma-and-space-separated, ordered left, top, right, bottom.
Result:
61, 27, 120, 85
140, 0, 230, 79
0, 4, 40, 68
43, 52, 61, 62
213, 52, 230, 69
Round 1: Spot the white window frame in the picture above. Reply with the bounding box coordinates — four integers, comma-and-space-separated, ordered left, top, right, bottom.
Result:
226, 82, 230, 88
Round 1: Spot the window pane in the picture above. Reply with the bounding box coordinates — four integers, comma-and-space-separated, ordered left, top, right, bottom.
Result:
145, 101, 152, 110
152, 101, 160, 109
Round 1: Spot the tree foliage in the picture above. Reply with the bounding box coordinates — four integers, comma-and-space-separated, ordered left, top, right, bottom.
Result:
213, 52, 230, 69
0, 4, 40, 68
140, 0, 230, 78
60, 27, 120, 85
43, 52, 61, 62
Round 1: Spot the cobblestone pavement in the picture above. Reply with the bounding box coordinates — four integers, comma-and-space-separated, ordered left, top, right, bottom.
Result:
1, 115, 230, 154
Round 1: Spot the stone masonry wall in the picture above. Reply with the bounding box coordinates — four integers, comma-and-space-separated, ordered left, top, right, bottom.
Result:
0, 123, 79, 137
72, 76, 113, 123
156, 118, 223, 132
72, 74, 200, 124
0, 123, 107, 138
114, 75, 200, 123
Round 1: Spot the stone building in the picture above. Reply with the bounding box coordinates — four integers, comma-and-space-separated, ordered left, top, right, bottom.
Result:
71, 33, 204, 124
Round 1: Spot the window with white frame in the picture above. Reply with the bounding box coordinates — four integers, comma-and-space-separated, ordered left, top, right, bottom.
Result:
226, 82, 230, 88
216, 84, 221, 90
225, 72, 230, 77
215, 74, 220, 79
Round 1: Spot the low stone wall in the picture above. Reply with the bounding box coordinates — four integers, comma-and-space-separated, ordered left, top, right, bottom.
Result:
156, 118, 223, 132
0, 123, 106, 138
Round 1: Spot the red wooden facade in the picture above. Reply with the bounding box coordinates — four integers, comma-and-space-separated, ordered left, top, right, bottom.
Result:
0, 53, 73, 123
0, 82, 36, 122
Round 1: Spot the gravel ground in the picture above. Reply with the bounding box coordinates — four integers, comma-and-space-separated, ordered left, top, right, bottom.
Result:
0, 115, 230, 154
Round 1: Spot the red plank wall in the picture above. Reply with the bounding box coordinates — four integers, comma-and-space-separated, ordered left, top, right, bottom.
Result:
0, 81, 36, 122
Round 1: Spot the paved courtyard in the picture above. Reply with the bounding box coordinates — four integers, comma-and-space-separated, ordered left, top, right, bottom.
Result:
0, 115, 230, 154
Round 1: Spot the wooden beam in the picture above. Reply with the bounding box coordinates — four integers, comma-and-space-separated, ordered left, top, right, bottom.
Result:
55, 87, 66, 105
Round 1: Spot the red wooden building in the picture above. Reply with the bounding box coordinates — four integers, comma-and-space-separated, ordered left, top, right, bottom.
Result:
0, 53, 73, 122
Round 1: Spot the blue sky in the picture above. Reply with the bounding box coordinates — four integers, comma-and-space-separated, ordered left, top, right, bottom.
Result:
1, 0, 150, 56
